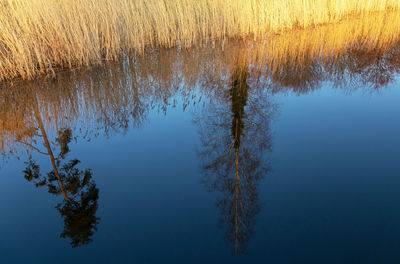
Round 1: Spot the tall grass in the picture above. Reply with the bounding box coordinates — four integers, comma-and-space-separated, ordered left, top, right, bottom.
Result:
0, 0, 399, 81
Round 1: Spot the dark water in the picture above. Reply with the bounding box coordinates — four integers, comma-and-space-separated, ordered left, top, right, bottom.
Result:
1, 39, 400, 263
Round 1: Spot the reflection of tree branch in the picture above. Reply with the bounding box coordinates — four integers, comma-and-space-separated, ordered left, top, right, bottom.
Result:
16, 140, 49, 156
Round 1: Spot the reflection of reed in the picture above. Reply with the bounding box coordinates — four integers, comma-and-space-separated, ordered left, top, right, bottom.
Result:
1, 12, 400, 154
0, 62, 172, 154
204, 11, 400, 92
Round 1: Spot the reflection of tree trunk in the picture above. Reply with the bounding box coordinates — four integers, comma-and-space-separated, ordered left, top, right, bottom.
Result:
32, 103, 77, 205
234, 146, 240, 254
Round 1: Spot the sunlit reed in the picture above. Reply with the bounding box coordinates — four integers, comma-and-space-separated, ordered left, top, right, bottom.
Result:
0, 0, 399, 81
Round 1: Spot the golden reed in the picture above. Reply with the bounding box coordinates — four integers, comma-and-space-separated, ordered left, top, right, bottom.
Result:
0, 0, 399, 81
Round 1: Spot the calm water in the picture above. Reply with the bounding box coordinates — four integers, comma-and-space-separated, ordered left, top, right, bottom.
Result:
1, 29, 400, 263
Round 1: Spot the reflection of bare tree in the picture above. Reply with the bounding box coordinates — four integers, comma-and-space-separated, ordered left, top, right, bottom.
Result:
346, 44, 400, 88
196, 65, 275, 254
20, 99, 99, 247
269, 56, 325, 94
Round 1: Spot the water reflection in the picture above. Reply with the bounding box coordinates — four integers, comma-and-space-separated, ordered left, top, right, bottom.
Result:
18, 100, 99, 247
346, 46, 400, 88
0, 11, 400, 255
196, 63, 274, 254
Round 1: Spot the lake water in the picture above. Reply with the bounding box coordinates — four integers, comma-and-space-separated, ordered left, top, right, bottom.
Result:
1, 14, 400, 263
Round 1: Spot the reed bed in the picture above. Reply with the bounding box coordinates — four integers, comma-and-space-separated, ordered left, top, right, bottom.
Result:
0, 0, 399, 81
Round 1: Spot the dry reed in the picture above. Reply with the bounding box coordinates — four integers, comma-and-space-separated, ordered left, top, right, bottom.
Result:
0, 0, 399, 81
